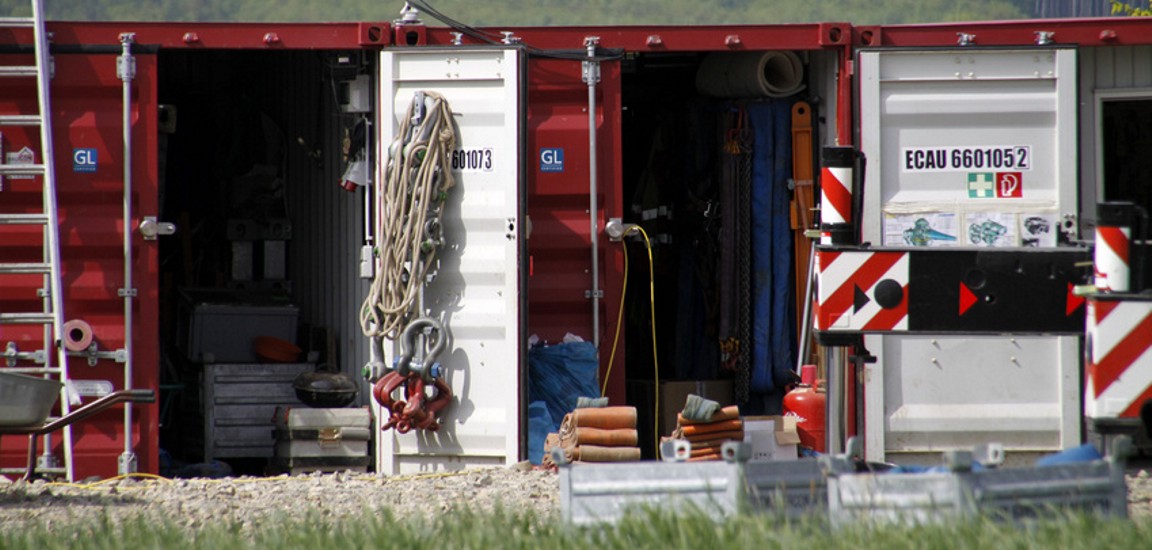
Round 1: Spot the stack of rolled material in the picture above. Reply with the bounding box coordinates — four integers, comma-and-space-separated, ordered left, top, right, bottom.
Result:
543, 406, 641, 467
669, 405, 742, 461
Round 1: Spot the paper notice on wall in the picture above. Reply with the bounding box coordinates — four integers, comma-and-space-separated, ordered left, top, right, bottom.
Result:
964, 211, 1018, 247
1018, 213, 1058, 248
883, 212, 960, 247
6, 146, 35, 181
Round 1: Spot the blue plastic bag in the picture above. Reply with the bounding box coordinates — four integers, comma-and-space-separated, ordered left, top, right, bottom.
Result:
527, 401, 551, 465
527, 341, 600, 433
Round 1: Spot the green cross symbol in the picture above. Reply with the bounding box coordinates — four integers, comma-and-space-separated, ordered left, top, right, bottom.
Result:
967, 173, 995, 198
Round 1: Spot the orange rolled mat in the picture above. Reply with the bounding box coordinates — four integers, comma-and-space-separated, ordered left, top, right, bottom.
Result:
677, 405, 740, 426
566, 406, 638, 430
689, 444, 721, 458
684, 430, 745, 446
572, 445, 641, 462
688, 453, 722, 462
560, 427, 639, 448
679, 419, 743, 437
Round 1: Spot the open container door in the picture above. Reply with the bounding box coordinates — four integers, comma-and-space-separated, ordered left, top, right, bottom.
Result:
375, 47, 527, 474
857, 48, 1081, 462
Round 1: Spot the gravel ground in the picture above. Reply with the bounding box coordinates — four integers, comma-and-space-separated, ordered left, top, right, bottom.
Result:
0, 464, 558, 532
1, 464, 1151, 532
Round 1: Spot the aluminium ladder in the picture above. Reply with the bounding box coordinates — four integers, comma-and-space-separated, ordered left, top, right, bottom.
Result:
0, 0, 74, 481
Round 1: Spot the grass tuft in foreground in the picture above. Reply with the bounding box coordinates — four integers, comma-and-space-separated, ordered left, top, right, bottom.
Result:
2, 506, 1149, 550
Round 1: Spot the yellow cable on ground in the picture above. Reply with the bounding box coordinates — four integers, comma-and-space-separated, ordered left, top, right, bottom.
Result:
602, 225, 659, 454
40, 469, 472, 490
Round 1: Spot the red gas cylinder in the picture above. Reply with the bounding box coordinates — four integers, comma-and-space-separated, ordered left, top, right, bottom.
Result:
783, 364, 826, 453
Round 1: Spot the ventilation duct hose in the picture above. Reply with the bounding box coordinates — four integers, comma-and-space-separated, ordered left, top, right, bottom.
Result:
695, 51, 806, 99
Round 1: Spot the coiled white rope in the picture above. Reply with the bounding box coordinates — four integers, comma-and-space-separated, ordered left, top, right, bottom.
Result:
361, 91, 456, 340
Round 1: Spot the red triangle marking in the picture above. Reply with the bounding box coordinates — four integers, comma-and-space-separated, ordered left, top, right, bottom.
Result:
1065, 283, 1085, 317
959, 282, 977, 316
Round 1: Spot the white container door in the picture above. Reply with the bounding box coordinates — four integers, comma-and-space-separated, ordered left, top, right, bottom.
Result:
376, 47, 526, 474
859, 48, 1077, 247
856, 48, 1081, 461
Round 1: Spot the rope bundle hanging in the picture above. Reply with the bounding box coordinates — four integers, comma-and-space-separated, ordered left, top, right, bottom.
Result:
361, 91, 457, 340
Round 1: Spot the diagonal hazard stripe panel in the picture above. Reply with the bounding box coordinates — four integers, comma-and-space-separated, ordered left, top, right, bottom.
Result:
817, 251, 907, 330
1092, 304, 1152, 398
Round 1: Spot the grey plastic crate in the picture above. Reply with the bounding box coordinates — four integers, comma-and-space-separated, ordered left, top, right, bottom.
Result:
823, 437, 1131, 526
557, 441, 827, 525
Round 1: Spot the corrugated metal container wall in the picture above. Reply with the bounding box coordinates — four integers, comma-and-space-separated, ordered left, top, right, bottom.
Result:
275, 52, 371, 389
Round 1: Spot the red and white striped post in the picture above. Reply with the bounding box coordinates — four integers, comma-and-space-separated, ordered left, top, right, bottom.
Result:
819, 146, 855, 245
815, 146, 860, 454
1095, 202, 1137, 293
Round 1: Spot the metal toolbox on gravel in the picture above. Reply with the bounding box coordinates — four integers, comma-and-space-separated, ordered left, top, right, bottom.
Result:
557, 441, 827, 525
822, 437, 1131, 526
271, 406, 372, 475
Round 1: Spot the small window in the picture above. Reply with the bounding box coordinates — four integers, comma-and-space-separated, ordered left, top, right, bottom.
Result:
1101, 98, 1152, 216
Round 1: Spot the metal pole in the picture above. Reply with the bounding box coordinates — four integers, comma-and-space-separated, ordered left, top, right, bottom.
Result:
795, 243, 816, 374
583, 37, 601, 348
824, 346, 847, 455
117, 33, 138, 475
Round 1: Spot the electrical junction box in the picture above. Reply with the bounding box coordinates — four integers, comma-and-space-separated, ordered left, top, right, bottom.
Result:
341, 74, 371, 113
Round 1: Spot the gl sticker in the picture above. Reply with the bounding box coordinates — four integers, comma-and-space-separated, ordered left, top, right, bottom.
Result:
73, 148, 98, 173
539, 147, 564, 173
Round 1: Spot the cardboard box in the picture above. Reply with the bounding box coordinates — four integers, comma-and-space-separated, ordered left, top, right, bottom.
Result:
743, 415, 800, 462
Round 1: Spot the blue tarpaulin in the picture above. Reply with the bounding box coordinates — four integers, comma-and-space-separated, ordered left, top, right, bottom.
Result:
527, 341, 600, 433
748, 101, 796, 402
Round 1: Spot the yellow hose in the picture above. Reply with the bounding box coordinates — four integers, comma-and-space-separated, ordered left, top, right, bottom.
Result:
602, 225, 659, 454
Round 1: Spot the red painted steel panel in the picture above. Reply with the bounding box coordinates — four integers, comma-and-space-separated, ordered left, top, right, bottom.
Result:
43, 22, 390, 50
424, 24, 847, 52
0, 48, 160, 479
873, 17, 1152, 47
526, 57, 625, 404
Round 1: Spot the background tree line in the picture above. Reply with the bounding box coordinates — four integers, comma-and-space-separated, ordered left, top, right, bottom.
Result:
0, 0, 1056, 25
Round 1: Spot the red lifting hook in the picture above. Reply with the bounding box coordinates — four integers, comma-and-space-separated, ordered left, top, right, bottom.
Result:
372, 370, 453, 433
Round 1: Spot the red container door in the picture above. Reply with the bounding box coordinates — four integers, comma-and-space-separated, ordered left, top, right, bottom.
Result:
0, 45, 160, 480
526, 56, 625, 403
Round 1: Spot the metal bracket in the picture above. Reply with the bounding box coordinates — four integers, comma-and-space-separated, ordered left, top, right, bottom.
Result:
584, 289, 604, 299
67, 344, 127, 366
117, 288, 137, 298
118, 452, 138, 476
582, 36, 601, 85
139, 216, 176, 240
956, 32, 976, 46
117, 33, 136, 82
5, 342, 46, 367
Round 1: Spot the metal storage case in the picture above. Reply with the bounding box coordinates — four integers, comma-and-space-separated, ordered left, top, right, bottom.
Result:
558, 443, 827, 525
199, 363, 313, 461
823, 438, 1131, 526
178, 289, 299, 364
272, 407, 372, 474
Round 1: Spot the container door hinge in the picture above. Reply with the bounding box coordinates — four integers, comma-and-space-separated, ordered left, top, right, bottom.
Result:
118, 288, 137, 298
584, 289, 604, 299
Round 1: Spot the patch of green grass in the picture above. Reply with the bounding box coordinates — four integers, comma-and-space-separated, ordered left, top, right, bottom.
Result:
2, 508, 1149, 550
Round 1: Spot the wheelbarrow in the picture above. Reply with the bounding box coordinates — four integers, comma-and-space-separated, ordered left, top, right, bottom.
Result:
0, 372, 155, 481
